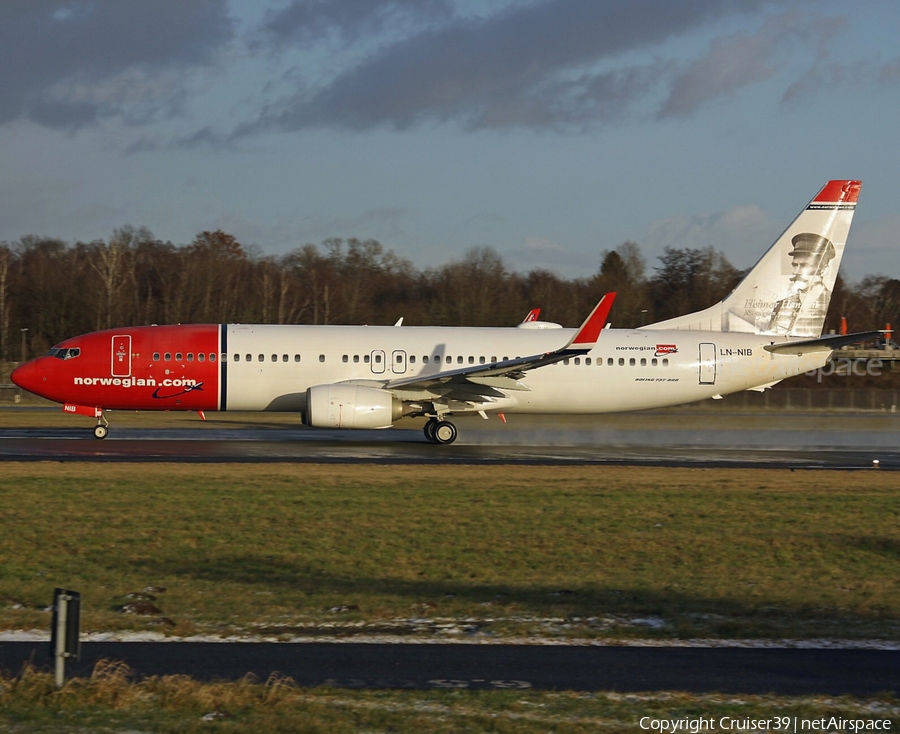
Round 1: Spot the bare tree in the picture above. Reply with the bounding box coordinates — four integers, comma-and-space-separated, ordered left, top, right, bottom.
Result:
89, 230, 130, 330
0, 244, 10, 360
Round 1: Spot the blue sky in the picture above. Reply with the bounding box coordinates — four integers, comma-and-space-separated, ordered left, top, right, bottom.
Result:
1, 0, 898, 281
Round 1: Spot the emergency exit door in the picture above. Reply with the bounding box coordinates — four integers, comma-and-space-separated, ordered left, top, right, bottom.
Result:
370, 350, 385, 374
699, 342, 716, 385
111, 335, 132, 377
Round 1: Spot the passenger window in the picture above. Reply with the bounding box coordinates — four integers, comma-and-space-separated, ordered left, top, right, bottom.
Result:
234, 354, 240, 362
320, 354, 326, 363
618, 358, 624, 366
176, 353, 183, 362
564, 358, 570, 365
491, 356, 497, 363
353, 355, 359, 363
447, 356, 452, 364
364, 354, 370, 363
652, 358, 658, 366
342, 355, 349, 363
282, 355, 288, 362
629, 358, 635, 366
586, 357, 591, 365
271, 354, 277, 362
410, 356, 416, 364
663, 358, 669, 366
258, 354, 264, 362
574, 358, 581, 365
187, 353, 194, 362
164, 353, 172, 361
198, 353, 205, 362
153, 352, 160, 361
294, 354, 301, 362
423, 355, 429, 364
640, 358, 646, 366
608, 358, 613, 366
246, 354, 251, 362
396, 354, 403, 363
479, 356, 485, 364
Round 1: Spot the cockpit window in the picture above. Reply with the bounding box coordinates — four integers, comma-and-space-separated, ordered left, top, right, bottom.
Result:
48, 347, 81, 360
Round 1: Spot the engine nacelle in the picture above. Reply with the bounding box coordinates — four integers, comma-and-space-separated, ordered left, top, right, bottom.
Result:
305, 384, 402, 429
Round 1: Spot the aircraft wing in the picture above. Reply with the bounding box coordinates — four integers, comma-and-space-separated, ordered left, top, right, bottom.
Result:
383, 293, 615, 394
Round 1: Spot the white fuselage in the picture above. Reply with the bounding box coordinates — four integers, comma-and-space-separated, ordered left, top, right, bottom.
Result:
223, 324, 825, 414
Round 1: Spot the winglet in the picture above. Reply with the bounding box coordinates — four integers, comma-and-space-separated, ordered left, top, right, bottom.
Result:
568, 293, 616, 349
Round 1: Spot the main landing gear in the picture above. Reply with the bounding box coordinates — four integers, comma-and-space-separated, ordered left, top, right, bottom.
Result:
423, 418, 458, 445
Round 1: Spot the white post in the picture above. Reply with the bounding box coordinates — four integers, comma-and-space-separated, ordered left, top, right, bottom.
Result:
54, 593, 69, 688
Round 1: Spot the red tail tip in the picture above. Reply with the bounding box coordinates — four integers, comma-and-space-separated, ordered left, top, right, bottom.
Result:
814, 180, 861, 203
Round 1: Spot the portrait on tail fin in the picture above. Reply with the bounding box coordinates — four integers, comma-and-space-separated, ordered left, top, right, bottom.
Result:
766, 233, 836, 335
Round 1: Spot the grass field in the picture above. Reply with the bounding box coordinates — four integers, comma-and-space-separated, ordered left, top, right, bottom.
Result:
0, 463, 897, 641
2, 462, 898, 732
1, 661, 897, 733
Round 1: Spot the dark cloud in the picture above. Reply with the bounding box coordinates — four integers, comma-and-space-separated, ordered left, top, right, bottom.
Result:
659, 28, 780, 118
258, 0, 454, 47
242, 0, 780, 134
0, 0, 233, 129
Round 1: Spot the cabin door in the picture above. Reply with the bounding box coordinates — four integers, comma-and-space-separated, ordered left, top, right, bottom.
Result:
111, 335, 132, 377
699, 342, 716, 385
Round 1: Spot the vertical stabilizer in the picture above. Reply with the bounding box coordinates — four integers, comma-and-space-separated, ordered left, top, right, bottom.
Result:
644, 180, 861, 337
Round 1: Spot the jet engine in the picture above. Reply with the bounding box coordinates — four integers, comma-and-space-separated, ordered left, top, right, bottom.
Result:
305, 384, 402, 429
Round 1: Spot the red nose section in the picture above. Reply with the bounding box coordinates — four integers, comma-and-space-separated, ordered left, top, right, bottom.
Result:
11, 360, 42, 395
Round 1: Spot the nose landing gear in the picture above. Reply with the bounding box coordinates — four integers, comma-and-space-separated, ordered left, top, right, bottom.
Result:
93, 413, 109, 439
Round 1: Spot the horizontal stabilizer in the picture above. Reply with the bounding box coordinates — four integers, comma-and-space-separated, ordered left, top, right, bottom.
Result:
763, 330, 882, 355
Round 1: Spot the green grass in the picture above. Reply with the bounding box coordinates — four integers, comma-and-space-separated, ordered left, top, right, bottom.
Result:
0, 661, 897, 733
0, 464, 898, 640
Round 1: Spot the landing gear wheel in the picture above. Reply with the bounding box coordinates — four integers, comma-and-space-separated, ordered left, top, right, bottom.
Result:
432, 420, 457, 445
93, 424, 109, 440
423, 419, 439, 443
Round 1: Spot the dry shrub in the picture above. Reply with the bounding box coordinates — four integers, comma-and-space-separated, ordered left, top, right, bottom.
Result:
142, 670, 299, 714
0, 663, 56, 704
0, 660, 299, 716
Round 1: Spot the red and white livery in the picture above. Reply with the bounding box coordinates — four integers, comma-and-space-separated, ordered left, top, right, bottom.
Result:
12, 180, 872, 444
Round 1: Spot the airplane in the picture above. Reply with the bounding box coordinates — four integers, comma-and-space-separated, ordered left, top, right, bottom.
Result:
12, 180, 876, 445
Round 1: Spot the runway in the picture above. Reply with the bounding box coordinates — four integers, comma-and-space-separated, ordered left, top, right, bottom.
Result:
0, 409, 899, 468
1, 641, 898, 694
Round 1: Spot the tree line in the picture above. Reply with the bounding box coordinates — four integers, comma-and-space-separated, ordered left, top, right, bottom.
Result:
0, 226, 898, 361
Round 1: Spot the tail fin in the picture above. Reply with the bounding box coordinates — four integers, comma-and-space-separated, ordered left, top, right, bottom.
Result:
643, 180, 861, 337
